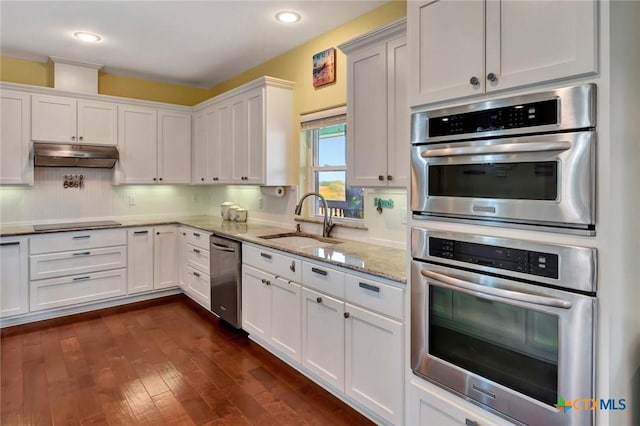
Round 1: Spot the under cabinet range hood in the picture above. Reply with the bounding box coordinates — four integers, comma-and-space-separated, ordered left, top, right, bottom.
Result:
34, 143, 119, 168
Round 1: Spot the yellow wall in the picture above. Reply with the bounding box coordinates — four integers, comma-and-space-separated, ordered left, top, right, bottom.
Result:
0, 56, 209, 106
204, 0, 406, 115
1, 0, 406, 110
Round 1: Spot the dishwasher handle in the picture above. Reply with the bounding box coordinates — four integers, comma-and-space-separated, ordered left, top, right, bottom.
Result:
211, 242, 235, 252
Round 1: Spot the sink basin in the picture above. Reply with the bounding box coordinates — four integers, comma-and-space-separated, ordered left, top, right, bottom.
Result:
258, 232, 342, 249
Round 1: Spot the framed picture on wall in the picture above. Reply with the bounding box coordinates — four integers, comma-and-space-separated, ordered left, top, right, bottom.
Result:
312, 48, 336, 87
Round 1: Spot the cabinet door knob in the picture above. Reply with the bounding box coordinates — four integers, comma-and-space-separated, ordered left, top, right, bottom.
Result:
153, 178, 157, 181
344, 312, 350, 319
265, 280, 271, 286
387, 175, 393, 181
378, 175, 384, 181
469, 76, 479, 86
316, 297, 322, 304
156, 232, 160, 235
487, 72, 498, 82
79, 136, 84, 141
201, 178, 204, 181
159, 177, 163, 181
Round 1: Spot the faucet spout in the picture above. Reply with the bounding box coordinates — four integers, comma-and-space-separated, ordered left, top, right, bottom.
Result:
294, 192, 334, 238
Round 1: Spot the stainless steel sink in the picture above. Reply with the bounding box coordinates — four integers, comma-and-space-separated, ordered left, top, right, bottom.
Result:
258, 232, 342, 249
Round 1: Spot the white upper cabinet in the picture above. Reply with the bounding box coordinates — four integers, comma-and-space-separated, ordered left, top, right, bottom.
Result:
157, 110, 191, 184
0, 90, 32, 185
192, 77, 293, 186
32, 94, 117, 145
116, 105, 190, 184
408, 0, 598, 106
340, 19, 409, 187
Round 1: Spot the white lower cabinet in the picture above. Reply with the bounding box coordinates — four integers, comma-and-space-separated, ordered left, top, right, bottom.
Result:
177, 226, 211, 309
0, 237, 29, 318
242, 244, 404, 425
185, 266, 210, 307
127, 228, 154, 294
30, 269, 127, 312
409, 379, 510, 426
153, 226, 178, 290
345, 303, 403, 425
301, 287, 345, 392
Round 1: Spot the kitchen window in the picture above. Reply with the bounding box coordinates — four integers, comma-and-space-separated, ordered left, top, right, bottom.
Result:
301, 107, 364, 220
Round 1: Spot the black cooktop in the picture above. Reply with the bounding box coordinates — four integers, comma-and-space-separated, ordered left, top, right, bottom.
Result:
33, 220, 122, 231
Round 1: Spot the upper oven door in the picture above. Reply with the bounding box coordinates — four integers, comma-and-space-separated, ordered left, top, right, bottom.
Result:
410, 131, 595, 229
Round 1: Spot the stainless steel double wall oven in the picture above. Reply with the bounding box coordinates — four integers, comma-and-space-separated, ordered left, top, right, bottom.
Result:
410, 84, 599, 426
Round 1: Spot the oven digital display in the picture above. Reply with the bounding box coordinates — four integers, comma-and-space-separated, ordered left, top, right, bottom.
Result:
428, 99, 559, 137
429, 237, 559, 279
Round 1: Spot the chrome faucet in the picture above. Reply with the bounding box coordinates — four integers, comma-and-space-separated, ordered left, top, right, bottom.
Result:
294, 192, 335, 238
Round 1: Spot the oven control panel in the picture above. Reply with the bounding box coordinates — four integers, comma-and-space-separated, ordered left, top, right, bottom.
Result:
428, 99, 558, 137
429, 237, 559, 279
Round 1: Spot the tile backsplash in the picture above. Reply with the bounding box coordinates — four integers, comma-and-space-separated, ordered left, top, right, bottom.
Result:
0, 168, 407, 247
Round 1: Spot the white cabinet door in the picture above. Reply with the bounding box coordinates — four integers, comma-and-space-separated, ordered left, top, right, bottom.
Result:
76, 100, 117, 145
214, 102, 233, 183
177, 227, 189, 290
409, 0, 485, 106
409, 379, 510, 426
118, 105, 158, 184
0, 90, 32, 185
157, 110, 191, 184
386, 35, 409, 188
0, 237, 29, 318
245, 88, 264, 184
153, 226, 178, 289
347, 43, 388, 187
31, 94, 77, 143
191, 110, 207, 184
242, 265, 272, 340
485, 0, 597, 92
345, 303, 403, 425
230, 96, 248, 183
301, 287, 345, 392
271, 277, 301, 363
127, 228, 154, 294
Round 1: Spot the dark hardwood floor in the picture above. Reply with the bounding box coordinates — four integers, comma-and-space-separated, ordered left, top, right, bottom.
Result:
1, 295, 375, 426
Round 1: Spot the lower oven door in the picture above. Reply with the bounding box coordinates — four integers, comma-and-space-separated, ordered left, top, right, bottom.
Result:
410, 131, 595, 230
411, 260, 595, 426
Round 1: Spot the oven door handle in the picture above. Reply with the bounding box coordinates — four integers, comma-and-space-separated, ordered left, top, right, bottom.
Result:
421, 269, 572, 309
420, 141, 572, 158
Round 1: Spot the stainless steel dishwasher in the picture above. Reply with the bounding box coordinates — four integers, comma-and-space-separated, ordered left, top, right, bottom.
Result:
210, 235, 242, 328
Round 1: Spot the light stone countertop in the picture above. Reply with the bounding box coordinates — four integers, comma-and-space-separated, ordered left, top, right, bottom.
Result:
1, 215, 407, 283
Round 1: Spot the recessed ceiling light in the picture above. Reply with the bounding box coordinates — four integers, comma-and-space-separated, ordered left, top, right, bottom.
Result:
275, 11, 301, 24
74, 32, 102, 42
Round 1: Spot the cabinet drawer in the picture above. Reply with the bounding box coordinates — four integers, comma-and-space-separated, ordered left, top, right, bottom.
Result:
185, 266, 210, 309
30, 229, 127, 254
302, 262, 345, 299
186, 244, 210, 274
243, 244, 301, 282
30, 245, 127, 281
185, 228, 210, 250
30, 268, 127, 312
345, 274, 404, 320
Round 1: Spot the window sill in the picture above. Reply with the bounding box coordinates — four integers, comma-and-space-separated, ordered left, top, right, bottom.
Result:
294, 217, 368, 231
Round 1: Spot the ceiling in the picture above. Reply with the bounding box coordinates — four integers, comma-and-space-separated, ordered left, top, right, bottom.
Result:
0, 0, 387, 89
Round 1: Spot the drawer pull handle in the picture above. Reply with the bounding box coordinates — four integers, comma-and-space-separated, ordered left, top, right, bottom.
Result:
73, 276, 91, 281
193, 248, 201, 254
73, 251, 91, 256
311, 267, 327, 276
260, 253, 272, 260
72, 235, 91, 240
193, 233, 201, 237
465, 419, 480, 426
193, 272, 200, 277
290, 261, 296, 272
0, 241, 20, 246
134, 230, 148, 235
316, 297, 322, 304
359, 282, 380, 293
